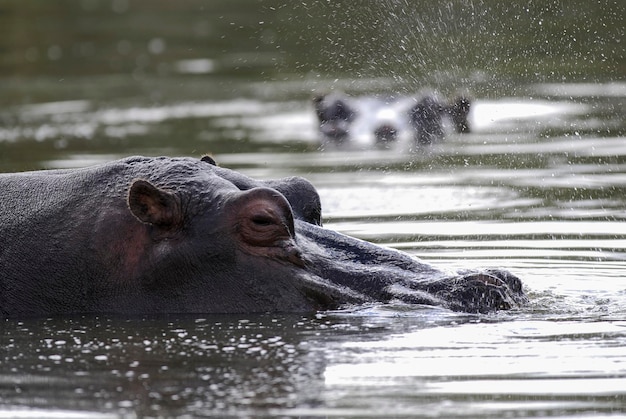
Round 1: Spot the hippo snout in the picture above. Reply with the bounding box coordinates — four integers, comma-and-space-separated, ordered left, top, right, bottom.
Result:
293, 220, 527, 313
438, 270, 529, 313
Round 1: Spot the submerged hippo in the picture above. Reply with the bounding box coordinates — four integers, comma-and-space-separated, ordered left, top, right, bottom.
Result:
0, 156, 526, 318
314, 92, 472, 147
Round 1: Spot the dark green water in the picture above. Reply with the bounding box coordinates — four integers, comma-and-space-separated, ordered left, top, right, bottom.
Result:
1, 1, 625, 417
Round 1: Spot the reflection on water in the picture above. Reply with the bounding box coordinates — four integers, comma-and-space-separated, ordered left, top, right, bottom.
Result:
1, 0, 626, 417
320, 319, 626, 415
2, 309, 625, 418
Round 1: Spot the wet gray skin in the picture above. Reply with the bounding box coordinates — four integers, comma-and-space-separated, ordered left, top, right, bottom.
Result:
0, 156, 527, 318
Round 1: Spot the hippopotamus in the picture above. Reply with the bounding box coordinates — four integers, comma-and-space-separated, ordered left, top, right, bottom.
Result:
314, 92, 472, 147
0, 156, 526, 318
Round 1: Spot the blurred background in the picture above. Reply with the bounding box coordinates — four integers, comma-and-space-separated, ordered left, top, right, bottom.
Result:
0, 0, 623, 171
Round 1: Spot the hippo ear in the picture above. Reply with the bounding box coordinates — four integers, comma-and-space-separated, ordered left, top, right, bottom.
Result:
128, 179, 183, 228
200, 154, 217, 165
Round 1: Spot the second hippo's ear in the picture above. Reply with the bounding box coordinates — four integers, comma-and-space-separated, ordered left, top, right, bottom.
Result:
128, 179, 183, 228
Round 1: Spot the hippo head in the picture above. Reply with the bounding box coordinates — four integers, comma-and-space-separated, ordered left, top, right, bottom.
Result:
106, 156, 527, 315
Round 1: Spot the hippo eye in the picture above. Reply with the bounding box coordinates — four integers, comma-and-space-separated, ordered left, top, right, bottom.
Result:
231, 188, 296, 251
251, 214, 275, 227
